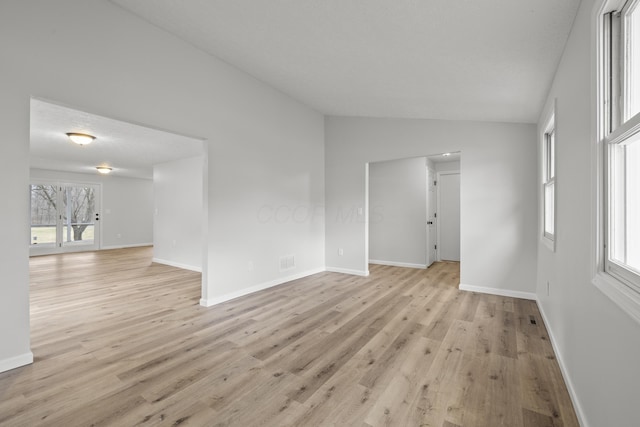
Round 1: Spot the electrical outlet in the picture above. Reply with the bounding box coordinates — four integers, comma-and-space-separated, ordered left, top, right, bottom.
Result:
338, 248, 344, 256
116, 233, 122, 239
248, 261, 254, 272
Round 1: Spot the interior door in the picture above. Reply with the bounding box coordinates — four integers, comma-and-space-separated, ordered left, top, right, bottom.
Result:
437, 172, 460, 261
426, 167, 437, 267
30, 182, 100, 255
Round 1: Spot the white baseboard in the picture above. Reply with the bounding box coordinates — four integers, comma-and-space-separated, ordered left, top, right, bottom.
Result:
101, 243, 153, 250
369, 259, 427, 269
458, 283, 536, 301
200, 267, 325, 307
152, 258, 202, 273
458, 284, 587, 423
536, 299, 589, 427
0, 352, 33, 373
325, 267, 370, 277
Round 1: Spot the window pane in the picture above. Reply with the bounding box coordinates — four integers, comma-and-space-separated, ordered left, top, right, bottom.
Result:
625, 1, 640, 120
544, 181, 554, 237
611, 131, 640, 273
30, 184, 57, 246
626, 135, 640, 271
62, 186, 95, 245
549, 131, 555, 180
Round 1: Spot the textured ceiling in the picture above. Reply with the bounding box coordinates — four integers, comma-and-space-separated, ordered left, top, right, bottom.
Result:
428, 152, 461, 164
111, 0, 581, 123
30, 99, 203, 179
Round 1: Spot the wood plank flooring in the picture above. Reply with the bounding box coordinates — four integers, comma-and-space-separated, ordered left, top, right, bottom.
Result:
0, 247, 579, 426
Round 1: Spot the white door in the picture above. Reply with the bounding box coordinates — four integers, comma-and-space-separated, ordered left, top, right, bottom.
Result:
426, 167, 437, 267
437, 172, 460, 261
30, 182, 100, 255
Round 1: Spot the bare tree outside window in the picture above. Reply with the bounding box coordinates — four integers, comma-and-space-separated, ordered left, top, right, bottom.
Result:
64, 186, 95, 241
30, 184, 95, 243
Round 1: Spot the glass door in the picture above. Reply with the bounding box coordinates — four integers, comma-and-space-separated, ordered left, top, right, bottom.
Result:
61, 184, 99, 251
30, 182, 100, 255
30, 183, 59, 251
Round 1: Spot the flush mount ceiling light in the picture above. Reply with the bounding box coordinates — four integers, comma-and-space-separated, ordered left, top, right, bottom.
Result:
442, 152, 451, 157
96, 166, 112, 174
66, 132, 96, 145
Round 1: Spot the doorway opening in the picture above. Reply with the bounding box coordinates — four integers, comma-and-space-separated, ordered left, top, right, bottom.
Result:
367, 152, 461, 272
29, 96, 207, 286
431, 166, 461, 264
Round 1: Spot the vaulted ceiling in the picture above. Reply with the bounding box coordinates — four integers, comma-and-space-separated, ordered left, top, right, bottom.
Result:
111, 0, 581, 124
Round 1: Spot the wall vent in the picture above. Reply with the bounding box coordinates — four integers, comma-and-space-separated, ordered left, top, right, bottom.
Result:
280, 254, 295, 272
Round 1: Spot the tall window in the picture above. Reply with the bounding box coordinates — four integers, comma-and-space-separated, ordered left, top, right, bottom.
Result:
602, 0, 640, 293
543, 120, 556, 242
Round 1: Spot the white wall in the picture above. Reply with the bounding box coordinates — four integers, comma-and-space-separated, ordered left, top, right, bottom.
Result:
437, 171, 461, 262
0, 0, 324, 372
536, 0, 640, 425
369, 157, 426, 268
30, 169, 153, 249
153, 156, 203, 271
435, 160, 460, 172
325, 117, 538, 298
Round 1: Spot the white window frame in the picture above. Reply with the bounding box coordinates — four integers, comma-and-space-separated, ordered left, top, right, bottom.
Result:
593, 0, 640, 325
541, 107, 556, 251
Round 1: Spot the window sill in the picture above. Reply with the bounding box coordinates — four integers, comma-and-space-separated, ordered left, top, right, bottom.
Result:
541, 235, 555, 252
593, 272, 640, 325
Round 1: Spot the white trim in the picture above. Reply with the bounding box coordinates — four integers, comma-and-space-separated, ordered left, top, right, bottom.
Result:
101, 243, 153, 250
369, 259, 427, 269
200, 140, 210, 307
593, 272, 640, 324
605, 110, 640, 144
426, 163, 436, 268
541, 235, 555, 252
435, 170, 460, 261
0, 352, 33, 373
539, 99, 557, 252
591, 0, 640, 325
591, 0, 608, 306
364, 163, 370, 277
458, 283, 536, 300
199, 267, 326, 307
536, 300, 590, 427
152, 257, 202, 273
325, 266, 370, 277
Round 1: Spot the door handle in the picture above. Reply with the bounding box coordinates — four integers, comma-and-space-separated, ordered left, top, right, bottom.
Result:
427, 221, 433, 225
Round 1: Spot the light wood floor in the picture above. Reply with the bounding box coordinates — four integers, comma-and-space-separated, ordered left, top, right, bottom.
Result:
0, 247, 578, 426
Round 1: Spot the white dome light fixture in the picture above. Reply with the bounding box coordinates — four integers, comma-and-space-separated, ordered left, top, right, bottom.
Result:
66, 132, 96, 145
96, 166, 112, 174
